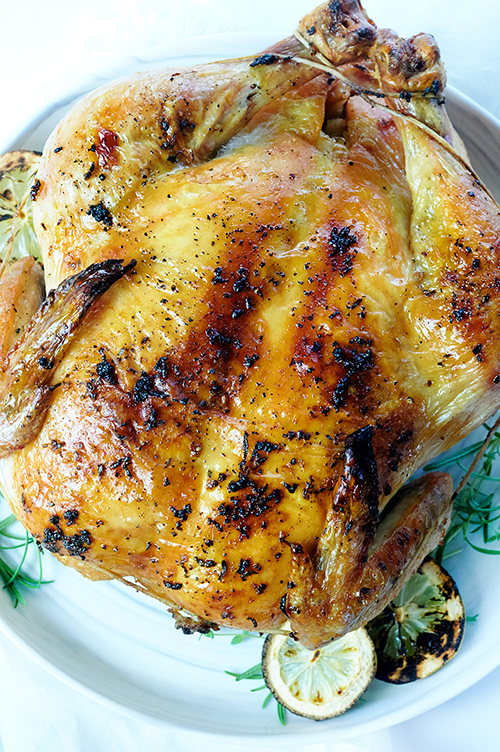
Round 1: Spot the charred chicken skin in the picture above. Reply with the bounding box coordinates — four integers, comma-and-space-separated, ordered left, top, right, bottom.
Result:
0, 1, 498, 648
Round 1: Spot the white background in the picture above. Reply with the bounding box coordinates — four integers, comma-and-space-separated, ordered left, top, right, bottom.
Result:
1, 1, 500, 750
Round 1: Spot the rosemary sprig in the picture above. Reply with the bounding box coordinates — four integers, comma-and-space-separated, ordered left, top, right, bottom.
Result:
425, 422, 500, 562
225, 662, 287, 725
200, 628, 262, 644
0, 512, 50, 606
200, 628, 288, 723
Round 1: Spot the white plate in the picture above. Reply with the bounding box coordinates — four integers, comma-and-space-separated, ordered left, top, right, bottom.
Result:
1, 33, 500, 745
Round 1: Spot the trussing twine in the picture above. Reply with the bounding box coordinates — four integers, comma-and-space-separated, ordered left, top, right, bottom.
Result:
290, 29, 499, 208
293, 30, 436, 102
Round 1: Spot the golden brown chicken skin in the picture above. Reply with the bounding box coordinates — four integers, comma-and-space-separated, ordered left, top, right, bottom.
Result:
0, 1, 498, 646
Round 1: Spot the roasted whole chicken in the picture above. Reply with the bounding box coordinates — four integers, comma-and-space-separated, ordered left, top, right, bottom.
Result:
0, 0, 499, 650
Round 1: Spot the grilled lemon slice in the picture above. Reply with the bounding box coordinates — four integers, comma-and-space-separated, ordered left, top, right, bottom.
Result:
261, 628, 376, 720
366, 557, 465, 683
0, 150, 42, 264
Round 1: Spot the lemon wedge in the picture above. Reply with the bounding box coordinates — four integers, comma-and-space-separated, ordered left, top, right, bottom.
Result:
261, 628, 376, 720
0, 150, 42, 265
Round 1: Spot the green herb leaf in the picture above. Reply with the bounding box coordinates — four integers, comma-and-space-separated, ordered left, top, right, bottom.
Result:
226, 659, 287, 724
225, 663, 263, 681
276, 701, 287, 725
262, 691, 274, 708
0, 506, 50, 607
231, 630, 251, 645
436, 423, 500, 559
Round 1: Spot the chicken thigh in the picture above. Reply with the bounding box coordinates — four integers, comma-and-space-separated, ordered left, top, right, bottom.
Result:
1, 0, 499, 648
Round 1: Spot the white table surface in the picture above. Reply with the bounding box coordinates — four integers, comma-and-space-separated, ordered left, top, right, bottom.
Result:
1, 1, 500, 750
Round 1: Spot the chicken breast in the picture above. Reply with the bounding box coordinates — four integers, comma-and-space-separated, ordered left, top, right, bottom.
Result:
0, 0, 498, 648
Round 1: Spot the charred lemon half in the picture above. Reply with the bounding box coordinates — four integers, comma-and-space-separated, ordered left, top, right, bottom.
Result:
366, 557, 465, 684
261, 628, 376, 721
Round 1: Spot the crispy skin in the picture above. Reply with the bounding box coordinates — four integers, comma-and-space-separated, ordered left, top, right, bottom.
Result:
0, 1, 498, 644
